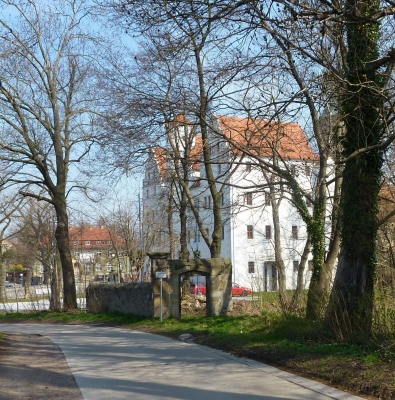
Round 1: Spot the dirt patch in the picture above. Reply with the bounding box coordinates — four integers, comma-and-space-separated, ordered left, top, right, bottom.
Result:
0, 333, 83, 400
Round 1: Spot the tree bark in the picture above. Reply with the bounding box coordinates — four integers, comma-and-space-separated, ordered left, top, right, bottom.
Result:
325, 0, 384, 338
0, 247, 4, 302
54, 199, 77, 311
270, 185, 288, 308
291, 235, 311, 310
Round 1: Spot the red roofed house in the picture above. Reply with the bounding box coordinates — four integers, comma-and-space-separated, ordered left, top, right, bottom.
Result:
143, 114, 331, 291
69, 225, 131, 284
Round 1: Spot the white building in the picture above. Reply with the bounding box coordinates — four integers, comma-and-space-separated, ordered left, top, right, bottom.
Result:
143, 114, 324, 291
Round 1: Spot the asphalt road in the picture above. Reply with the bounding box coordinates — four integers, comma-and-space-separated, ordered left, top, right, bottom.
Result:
0, 323, 365, 400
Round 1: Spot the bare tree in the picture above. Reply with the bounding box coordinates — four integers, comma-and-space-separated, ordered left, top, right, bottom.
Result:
110, 0, 253, 258
0, 0, 118, 310
0, 192, 24, 301
11, 199, 62, 311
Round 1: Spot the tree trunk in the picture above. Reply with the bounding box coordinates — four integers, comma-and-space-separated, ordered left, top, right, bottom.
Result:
291, 235, 311, 310
306, 199, 329, 319
0, 247, 4, 302
179, 188, 189, 261
325, 0, 384, 338
24, 268, 32, 299
54, 199, 77, 311
194, 46, 222, 259
50, 251, 61, 312
271, 187, 287, 308
168, 181, 175, 259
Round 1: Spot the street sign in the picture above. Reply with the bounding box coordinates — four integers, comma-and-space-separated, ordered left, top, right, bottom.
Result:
156, 271, 167, 279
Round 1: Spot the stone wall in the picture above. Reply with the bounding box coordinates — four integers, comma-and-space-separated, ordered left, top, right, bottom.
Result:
86, 282, 153, 317
86, 256, 233, 320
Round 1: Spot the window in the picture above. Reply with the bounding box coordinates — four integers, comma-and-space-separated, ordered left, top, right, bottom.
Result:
107, 241, 112, 245
85, 241, 90, 245
96, 252, 102, 257
73, 241, 78, 246
246, 162, 251, 172
308, 260, 313, 271
292, 226, 298, 240
293, 260, 299, 272
96, 240, 101, 244
96, 263, 102, 271
204, 196, 211, 209
248, 261, 255, 274
74, 252, 80, 257
265, 225, 272, 239
305, 166, 311, 176
247, 225, 253, 239
85, 265, 91, 272
246, 192, 253, 205
265, 192, 271, 206
107, 264, 112, 272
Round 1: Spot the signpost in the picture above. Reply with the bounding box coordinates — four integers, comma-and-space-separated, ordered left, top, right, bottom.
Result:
155, 271, 167, 322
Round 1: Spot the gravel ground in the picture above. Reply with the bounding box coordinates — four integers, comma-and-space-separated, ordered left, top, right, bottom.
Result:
0, 333, 83, 400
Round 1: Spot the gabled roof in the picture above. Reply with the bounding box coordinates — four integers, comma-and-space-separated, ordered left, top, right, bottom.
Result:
153, 114, 316, 180
152, 147, 167, 180
69, 226, 124, 249
166, 114, 191, 125
152, 136, 203, 179
217, 115, 318, 161
190, 135, 203, 171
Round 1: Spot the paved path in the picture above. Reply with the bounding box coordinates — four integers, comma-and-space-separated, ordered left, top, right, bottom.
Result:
0, 324, 365, 400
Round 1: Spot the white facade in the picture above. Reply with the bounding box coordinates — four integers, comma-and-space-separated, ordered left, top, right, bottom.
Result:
142, 114, 329, 291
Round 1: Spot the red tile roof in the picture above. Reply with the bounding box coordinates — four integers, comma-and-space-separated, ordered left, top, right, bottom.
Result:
217, 115, 318, 161
152, 147, 167, 180
153, 136, 203, 178
153, 115, 317, 179
69, 226, 124, 249
167, 114, 191, 124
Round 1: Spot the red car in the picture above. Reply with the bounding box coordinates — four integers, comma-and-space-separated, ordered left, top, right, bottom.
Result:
190, 282, 206, 295
190, 282, 251, 297
232, 283, 252, 296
